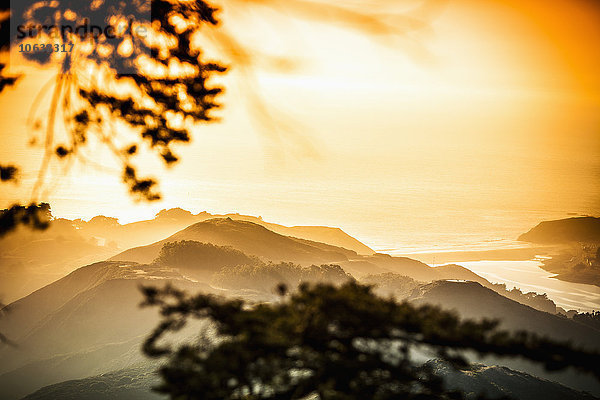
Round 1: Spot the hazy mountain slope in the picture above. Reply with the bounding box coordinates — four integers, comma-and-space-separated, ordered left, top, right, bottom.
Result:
433, 264, 492, 286
284, 237, 358, 258
337, 259, 392, 278
0, 209, 374, 303
0, 262, 208, 399
362, 253, 442, 281
412, 281, 600, 395
75, 208, 374, 255
0, 261, 140, 342
519, 216, 600, 244
411, 280, 600, 350
336, 258, 489, 284
0, 267, 204, 371
109, 243, 163, 264
112, 218, 353, 265
20, 357, 599, 400
221, 215, 374, 255
15, 279, 160, 359
0, 223, 117, 303
164, 219, 357, 264
0, 338, 149, 400
21, 365, 164, 400
428, 359, 598, 400
153, 240, 263, 282
110, 219, 491, 286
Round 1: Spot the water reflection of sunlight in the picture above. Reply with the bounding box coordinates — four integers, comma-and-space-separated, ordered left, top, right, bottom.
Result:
459, 260, 600, 312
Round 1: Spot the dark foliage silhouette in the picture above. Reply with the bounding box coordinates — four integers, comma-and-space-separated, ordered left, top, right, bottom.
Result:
142, 282, 600, 400
573, 311, 600, 331
213, 262, 352, 293
0, 202, 51, 238
0, 0, 226, 236
155, 240, 260, 272
0, 0, 439, 236
2, 0, 226, 200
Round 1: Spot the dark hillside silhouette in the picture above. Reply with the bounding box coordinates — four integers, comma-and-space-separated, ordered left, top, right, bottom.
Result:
154, 240, 261, 282
212, 262, 353, 293
410, 281, 600, 350
519, 217, 600, 244
141, 282, 600, 400
0, 261, 210, 399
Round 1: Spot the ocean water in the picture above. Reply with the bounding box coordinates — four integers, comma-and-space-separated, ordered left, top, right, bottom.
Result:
459, 260, 600, 312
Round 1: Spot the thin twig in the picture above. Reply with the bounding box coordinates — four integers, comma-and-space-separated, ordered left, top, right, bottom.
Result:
31, 73, 65, 201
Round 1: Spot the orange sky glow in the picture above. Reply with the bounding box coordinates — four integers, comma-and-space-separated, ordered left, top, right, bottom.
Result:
1, 0, 599, 249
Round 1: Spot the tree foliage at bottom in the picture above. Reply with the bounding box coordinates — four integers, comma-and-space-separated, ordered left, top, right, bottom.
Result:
142, 282, 600, 400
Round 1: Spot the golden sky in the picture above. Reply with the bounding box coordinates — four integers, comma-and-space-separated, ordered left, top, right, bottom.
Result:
0, 0, 599, 247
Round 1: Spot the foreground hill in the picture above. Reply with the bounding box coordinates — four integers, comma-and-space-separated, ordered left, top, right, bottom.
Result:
0, 261, 210, 399
410, 280, 600, 395
518, 216, 600, 244
0, 222, 117, 303
2, 259, 596, 398
3, 217, 596, 398
22, 360, 598, 400
0, 261, 197, 346
21, 365, 163, 400
410, 280, 600, 349
427, 360, 597, 400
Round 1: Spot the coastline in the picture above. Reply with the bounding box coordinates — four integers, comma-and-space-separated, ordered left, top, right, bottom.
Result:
391, 243, 561, 265
539, 245, 600, 288
389, 242, 599, 312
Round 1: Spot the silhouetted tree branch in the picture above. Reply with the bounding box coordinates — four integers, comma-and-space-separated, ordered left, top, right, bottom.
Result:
141, 282, 600, 399
0, 0, 439, 232
0, 202, 51, 238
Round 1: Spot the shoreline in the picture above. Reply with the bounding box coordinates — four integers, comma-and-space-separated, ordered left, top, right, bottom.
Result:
392, 243, 600, 290
389, 243, 599, 312
392, 244, 558, 265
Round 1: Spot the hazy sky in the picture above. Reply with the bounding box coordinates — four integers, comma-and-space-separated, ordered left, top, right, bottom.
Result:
1, 0, 599, 249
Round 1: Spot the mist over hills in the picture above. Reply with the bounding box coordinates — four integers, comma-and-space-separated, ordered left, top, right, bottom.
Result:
79, 208, 375, 256
0, 222, 117, 303
0, 261, 211, 399
1, 214, 599, 399
112, 218, 493, 286
0, 208, 374, 303
112, 218, 355, 266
